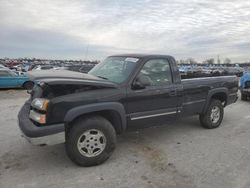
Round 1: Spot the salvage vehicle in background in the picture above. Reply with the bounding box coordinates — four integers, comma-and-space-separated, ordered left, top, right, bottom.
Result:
0, 64, 8, 69
178, 65, 244, 79
240, 72, 250, 101
18, 54, 238, 167
0, 68, 34, 89
54, 64, 95, 73
32, 65, 57, 71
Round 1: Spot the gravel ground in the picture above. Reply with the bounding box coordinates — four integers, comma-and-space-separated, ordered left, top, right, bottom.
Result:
0, 90, 250, 188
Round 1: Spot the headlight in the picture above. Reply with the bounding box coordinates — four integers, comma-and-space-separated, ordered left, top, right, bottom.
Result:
29, 110, 46, 124
31, 98, 49, 111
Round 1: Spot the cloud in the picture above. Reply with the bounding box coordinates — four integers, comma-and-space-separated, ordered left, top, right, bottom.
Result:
0, 0, 250, 62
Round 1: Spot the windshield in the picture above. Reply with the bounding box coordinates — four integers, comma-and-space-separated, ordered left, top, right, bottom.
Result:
89, 56, 139, 83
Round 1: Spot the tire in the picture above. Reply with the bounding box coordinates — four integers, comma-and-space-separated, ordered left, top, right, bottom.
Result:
241, 93, 247, 101
199, 99, 224, 129
23, 81, 34, 90
65, 115, 116, 167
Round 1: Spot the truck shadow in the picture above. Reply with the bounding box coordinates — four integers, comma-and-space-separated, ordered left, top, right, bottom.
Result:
120, 116, 202, 141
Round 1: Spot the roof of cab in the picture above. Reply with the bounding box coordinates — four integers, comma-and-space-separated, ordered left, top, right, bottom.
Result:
109, 54, 174, 59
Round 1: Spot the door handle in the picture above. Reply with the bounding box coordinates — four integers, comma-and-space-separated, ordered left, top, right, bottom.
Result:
169, 90, 177, 96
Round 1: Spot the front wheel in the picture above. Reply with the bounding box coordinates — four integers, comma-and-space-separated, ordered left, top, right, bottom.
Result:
199, 99, 224, 129
65, 116, 116, 167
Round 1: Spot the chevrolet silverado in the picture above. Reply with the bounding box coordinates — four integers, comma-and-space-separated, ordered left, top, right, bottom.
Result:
18, 54, 238, 166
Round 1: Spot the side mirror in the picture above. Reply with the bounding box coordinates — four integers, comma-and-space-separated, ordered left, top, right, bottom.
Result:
132, 75, 151, 90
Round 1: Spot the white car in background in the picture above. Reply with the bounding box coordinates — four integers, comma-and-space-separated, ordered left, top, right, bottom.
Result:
0, 64, 8, 69
32, 65, 57, 71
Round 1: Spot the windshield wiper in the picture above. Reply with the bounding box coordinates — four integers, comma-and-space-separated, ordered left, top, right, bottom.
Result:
97, 76, 108, 80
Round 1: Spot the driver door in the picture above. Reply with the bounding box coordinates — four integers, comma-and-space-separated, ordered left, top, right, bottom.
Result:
126, 58, 179, 128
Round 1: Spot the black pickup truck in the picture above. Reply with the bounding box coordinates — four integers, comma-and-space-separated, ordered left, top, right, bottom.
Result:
18, 54, 238, 166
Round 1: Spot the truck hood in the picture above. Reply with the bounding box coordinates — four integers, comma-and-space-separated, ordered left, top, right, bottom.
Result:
27, 70, 117, 88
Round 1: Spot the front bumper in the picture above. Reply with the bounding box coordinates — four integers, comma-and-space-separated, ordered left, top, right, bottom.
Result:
18, 101, 65, 145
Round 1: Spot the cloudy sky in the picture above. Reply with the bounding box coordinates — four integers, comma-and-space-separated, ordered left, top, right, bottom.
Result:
0, 0, 250, 62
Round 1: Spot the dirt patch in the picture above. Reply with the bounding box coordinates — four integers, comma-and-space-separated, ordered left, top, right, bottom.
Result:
138, 145, 193, 187
122, 133, 194, 188
139, 145, 168, 172
0, 151, 28, 172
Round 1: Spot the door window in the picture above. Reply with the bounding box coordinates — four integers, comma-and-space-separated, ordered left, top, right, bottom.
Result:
138, 59, 172, 86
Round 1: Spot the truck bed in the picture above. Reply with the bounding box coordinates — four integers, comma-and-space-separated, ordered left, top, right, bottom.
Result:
181, 75, 238, 115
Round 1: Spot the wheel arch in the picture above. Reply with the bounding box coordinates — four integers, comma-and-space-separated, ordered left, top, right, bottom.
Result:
22, 80, 34, 89
64, 102, 127, 134
202, 88, 228, 113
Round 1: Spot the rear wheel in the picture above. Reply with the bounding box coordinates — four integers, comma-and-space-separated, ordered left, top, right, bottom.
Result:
65, 116, 116, 167
23, 81, 34, 90
199, 99, 224, 129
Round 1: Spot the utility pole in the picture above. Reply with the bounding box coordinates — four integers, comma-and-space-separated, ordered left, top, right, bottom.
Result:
217, 55, 221, 64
